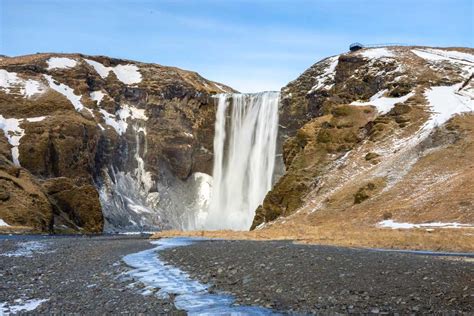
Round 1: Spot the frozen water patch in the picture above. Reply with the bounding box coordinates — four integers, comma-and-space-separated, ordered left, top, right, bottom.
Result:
377, 220, 474, 229
46, 57, 77, 70
0, 298, 49, 315
123, 238, 278, 315
359, 48, 395, 59
1, 241, 53, 257
84, 59, 142, 84
351, 89, 414, 114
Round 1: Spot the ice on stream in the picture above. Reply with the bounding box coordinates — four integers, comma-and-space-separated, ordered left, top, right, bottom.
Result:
123, 238, 278, 315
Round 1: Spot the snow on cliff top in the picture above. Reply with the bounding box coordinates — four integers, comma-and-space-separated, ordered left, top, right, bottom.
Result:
359, 48, 395, 59
412, 48, 474, 65
84, 59, 142, 84
46, 57, 77, 70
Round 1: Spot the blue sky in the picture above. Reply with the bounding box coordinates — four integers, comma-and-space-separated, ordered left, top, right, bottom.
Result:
1, 0, 473, 92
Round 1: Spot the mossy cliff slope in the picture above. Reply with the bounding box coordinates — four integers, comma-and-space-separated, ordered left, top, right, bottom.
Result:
253, 46, 474, 230
0, 53, 233, 233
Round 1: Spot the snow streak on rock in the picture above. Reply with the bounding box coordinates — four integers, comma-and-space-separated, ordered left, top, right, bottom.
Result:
43, 75, 85, 111
0, 219, 10, 226
0, 115, 46, 165
351, 89, 415, 114
378, 220, 474, 229
307, 56, 339, 94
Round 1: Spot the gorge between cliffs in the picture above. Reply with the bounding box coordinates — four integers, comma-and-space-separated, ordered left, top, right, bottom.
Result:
0, 46, 473, 251
0, 46, 473, 315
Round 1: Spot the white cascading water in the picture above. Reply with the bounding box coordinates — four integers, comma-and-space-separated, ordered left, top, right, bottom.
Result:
197, 92, 280, 230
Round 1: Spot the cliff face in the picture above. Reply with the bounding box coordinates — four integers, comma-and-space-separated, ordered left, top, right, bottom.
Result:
2, 47, 472, 235
253, 46, 473, 230
0, 53, 233, 233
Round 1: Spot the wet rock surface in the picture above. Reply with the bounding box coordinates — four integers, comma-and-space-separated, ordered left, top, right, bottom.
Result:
0, 235, 183, 314
161, 239, 474, 314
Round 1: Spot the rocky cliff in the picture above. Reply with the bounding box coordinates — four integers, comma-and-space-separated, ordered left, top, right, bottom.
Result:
1, 46, 473, 236
252, 46, 473, 232
0, 53, 233, 233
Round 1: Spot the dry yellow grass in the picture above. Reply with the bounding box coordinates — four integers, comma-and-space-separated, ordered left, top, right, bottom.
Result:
153, 223, 474, 253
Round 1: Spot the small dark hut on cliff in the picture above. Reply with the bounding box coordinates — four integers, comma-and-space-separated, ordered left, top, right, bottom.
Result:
349, 42, 364, 52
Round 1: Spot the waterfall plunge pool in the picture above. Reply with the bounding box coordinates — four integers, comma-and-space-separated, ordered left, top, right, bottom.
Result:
122, 237, 281, 315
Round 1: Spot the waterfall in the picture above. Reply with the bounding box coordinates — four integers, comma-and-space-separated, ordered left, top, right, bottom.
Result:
198, 91, 280, 230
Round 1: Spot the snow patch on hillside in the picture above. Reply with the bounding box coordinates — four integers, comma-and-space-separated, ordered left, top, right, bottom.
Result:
0, 115, 48, 165
412, 49, 474, 65
25, 116, 46, 122
351, 90, 414, 114
84, 59, 142, 84
308, 56, 339, 94
0, 219, 10, 226
90, 90, 105, 105
0, 70, 45, 98
46, 57, 77, 70
99, 104, 147, 135
43, 75, 86, 112
378, 220, 473, 229
422, 83, 473, 132
99, 109, 128, 135
0, 70, 21, 93
359, 48, 395, 59
113, 64, 142, 84
23, 80, 43, 97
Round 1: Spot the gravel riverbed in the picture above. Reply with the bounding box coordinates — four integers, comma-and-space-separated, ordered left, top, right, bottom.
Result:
1, 236, 473, 315
0, 235, 182, 315
160, 239, 474, 314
